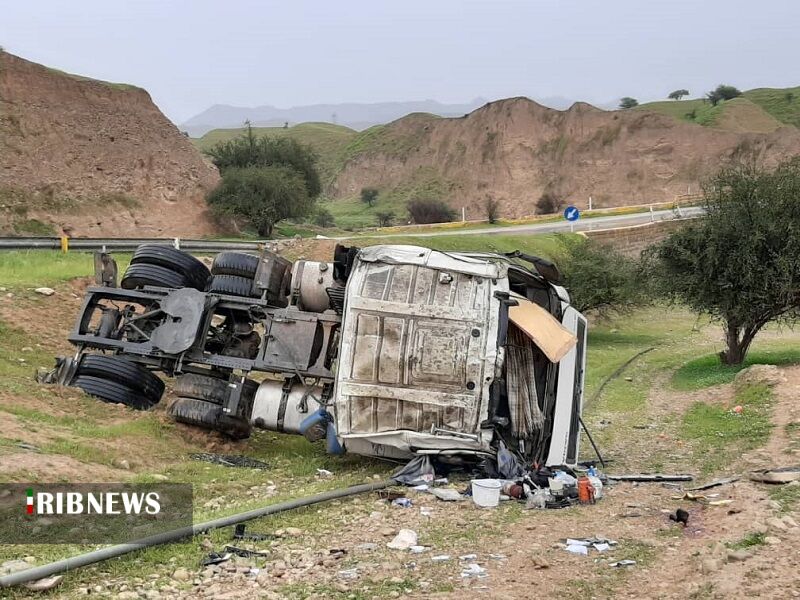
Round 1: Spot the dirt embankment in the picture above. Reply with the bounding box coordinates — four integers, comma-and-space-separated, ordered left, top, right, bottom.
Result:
331, 98, 800, 219
0, 52, 220, 237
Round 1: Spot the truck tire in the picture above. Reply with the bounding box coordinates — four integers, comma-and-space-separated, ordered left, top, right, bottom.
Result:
120, 263, 190, 290
211, 252, 260, 279
131, 245, 211, 290
71, 375, 153, 410
173, 373, 257, 406
77, 355, 164, 404
207, 274, 259, 298
168, 398, 251, 439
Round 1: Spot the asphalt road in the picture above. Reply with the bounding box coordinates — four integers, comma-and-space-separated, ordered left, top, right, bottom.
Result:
356, 206, 704, 239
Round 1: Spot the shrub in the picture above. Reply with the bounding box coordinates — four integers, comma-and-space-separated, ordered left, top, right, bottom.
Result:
536, 192, 562, 214
360, 187, 379, 207
375, 211, 394, 227
312, 207, 335, 228
484, 196, 500, 223
206, 166, 313, 237
406, 198, 455, 224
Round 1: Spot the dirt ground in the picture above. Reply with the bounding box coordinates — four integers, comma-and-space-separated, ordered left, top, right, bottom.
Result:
1, 281, 799, 599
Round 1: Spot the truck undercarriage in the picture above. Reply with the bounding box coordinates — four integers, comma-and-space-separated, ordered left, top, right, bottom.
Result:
44, 243, 587, 468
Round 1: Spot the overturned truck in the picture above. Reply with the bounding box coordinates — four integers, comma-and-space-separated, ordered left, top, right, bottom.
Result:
47, 243, 587, 467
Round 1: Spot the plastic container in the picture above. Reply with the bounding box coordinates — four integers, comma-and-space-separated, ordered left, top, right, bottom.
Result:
587, 467, 604, 500
471, 479, 502, 508
577, 476, 596, 504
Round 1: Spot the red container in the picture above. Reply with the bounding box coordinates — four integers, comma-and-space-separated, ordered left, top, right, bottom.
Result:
577, 476, 595, 504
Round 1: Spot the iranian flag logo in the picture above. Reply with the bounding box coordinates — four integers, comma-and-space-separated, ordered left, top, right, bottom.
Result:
26, 488, 34, 515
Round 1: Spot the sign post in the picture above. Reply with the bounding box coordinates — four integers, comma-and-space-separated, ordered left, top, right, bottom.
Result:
564, 205, 580, 232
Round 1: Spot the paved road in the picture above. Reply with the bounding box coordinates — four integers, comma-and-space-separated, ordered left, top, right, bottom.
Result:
353, 206, 704, 239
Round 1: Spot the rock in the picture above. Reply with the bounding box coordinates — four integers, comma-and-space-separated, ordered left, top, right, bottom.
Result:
734, 364, 785, 388
1, 559, 30, 575
379, 527, 395, 537
783, 516, 798, 528
531, 555, 550, 569
764, 536, 782, 545
34, 287, 56, 296
701, 558, 722, 574
152, 474, 169, 481
285, 527, 303, 537
767, 517, 788, 531
356, 543, 378, 552
23, 575, 63, 591
711, 542, 727, 560
752, 522, 769, 535
200, 538, 213, 551
172, 568, 190, 581
387, 529, 417, 550
117, 592, 138, 600
727, 549, 752, 562
117, 459, 131, 470
21, 346, 33, 352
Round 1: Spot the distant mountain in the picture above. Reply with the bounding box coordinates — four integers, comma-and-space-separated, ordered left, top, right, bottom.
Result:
181, 96, 596, 136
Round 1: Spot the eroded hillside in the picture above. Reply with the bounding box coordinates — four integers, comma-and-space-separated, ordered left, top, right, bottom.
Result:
0, 52, 219, 236
331, 98, 800, 219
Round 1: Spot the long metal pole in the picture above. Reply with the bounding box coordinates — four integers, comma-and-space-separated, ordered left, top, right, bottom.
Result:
0, 480, 392, 588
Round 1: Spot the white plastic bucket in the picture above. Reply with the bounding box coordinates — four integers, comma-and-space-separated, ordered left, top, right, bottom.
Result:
471, 479, 502, 508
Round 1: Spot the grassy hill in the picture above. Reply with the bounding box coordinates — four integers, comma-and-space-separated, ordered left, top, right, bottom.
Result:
637, 86, 799, 132
192, 122, 356, 185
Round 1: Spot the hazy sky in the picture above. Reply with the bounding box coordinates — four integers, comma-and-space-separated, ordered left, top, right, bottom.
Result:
3, 0, 799, 123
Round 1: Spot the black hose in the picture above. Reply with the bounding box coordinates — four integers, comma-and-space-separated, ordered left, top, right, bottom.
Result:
0, 479, 393, 588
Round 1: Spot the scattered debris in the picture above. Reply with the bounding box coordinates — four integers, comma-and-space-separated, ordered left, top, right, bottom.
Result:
233, 524, 272, 541
686, 477, 740, 491
15, 442, 40, 452
337, 568, 359, 580
201, 552, 232, 566
606, 473, 693, 483
224, 546, 269, 559
609, 560, 637, 568
387, 529, 418, 550
430, 488, 464, 502
458, 554, 477, 561
748, 466, 800, 484
431, 555, 451, 562
409, 545, 429, 554
564, 537, 618, 556
189, 453, 269, 469
316, 468, 333, 478
669, 508, 690, 526
392, 497, 413, 508
460, 563, 487, 578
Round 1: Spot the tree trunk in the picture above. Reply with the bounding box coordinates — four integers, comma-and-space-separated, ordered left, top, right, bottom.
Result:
720, 322, 758, 365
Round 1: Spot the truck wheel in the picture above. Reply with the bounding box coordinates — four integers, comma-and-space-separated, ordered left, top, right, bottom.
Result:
131, 245, 211, 290
173, 373, 257, 406
207, 274, 259, 298
211, 252, 259, 279
120, 263, 190, 290
77, 355, 164, 404
71, 375, 153, 410
168, 398, 251, 439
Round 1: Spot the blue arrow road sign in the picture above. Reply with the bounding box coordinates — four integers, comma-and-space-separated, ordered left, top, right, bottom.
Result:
564, 206, 580, 221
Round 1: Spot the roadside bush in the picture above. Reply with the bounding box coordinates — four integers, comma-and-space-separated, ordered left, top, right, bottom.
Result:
375, 210, 394, 227
312, 207, 335, 228
484, 196, 500, 223
536, 192, 562, 214
206, 166, 312, 237
559, 235, 648, 315
406, 198, 455, 224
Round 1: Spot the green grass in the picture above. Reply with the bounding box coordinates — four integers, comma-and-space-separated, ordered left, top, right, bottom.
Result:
0, 250, 131, 288
672, 347, 800, 391
768, 484, 800, 514
192, 122, 356, 186
744, 86, 800, 128
728, 532, 766, 550
638, 86, 800, 132
354, 232, 569, 259
680, 382, 774, 474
